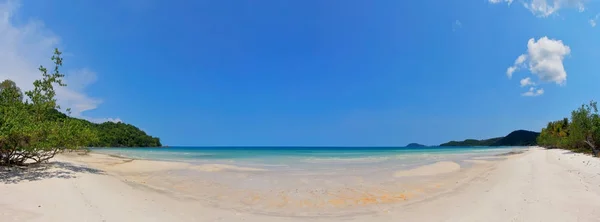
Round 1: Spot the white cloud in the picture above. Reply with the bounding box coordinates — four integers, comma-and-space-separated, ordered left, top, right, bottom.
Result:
577, 2, 585, 12
507, 66, 517, 78
0, 0, 116, 123
520, 77, 535, 87
490, 0, 586, 17
590, 14, 600, 27
526, 37, 570, 85
524, 0, 588, 17
488, 0, 513, 5
506, 54, 527, 78
506, 37, 570, 96
64, 68, 98, 91
515, 54, 527, 64
522, 87, 544, 97
452, 20, 462, 32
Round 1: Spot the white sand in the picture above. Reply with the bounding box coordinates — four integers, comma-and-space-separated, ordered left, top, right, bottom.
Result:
1, 147, 600, 221
394, 161, 461, 177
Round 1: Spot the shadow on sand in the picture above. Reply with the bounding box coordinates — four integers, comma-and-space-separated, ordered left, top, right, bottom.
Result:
0, 161, 104, 184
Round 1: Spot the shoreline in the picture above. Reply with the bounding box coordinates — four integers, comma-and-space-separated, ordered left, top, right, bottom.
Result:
1, 147, 600, 221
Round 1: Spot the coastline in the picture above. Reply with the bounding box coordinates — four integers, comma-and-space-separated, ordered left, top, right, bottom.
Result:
1, 147, 600, 221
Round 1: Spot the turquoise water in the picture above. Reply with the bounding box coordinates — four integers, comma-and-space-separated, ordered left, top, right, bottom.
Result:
92, 146, 525, 170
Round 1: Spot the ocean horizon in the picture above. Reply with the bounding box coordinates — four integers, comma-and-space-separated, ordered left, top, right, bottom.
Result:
91, 146, 526, 171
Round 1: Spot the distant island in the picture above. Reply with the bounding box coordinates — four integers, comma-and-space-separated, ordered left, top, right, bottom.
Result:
440, 130, 539, 147
406, 143, 427, 148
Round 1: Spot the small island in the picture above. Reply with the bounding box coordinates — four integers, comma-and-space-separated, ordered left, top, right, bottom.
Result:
406, 143, 427, 148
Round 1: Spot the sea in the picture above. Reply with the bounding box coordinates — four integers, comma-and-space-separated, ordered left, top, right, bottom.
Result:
91, 146, 526, 171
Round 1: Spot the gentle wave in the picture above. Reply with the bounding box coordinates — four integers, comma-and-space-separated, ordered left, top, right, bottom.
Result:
301, 156, 391, 164
91, 147, 525, 167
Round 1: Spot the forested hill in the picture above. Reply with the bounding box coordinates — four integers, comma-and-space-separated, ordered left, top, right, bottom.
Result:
491, 130, 540, 146
48, 109, 161, 147
440, 130, 539, 147
91, 122, 161, 147
439, 137, 502, 147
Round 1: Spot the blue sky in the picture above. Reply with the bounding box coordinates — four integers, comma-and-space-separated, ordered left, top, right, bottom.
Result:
2, 0, 600, 146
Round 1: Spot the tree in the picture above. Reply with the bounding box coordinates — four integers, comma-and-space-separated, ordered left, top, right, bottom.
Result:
0, 48, 97, 166
569, 101, 600, 157
537, 118, 570, 149
0, 80, 24, 104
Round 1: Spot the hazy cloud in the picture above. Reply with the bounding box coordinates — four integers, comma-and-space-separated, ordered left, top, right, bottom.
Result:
506, 66, 517, 78
590, 14, 599, 27
520, 77, 535, 87
490, 0, 586, 17
515, 54, 527, 64
506, 54, 528, 79
488, 0, 514, 5
452, 20, 463, 32
522, 87, 544, 97
0, 0, 116, 122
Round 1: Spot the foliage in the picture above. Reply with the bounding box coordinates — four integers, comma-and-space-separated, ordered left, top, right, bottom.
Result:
537, 118, 570, 148
0, 48, 161, 166
0, 80, 23, 103
440, 137, 502, 147
45, 109, 161, 147
538, 101, 600, 157
90, 122, 161, 147
0, 49, 96, 166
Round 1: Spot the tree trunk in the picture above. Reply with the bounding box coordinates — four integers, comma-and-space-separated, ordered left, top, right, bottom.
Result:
583, 139, 598, 157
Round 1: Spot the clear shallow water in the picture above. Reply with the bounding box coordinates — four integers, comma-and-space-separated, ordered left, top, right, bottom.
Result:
91, 146, 525, 171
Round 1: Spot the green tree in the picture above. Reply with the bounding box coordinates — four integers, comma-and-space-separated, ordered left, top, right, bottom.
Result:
0, 80, 24, 103
0, 48, 97, 166
537, 118, 570, 148
569, 101, 600, 157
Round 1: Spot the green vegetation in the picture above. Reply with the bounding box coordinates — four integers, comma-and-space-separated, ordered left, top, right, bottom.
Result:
538, 101, 600, 157
439, 130, 539, 147
46, 109, 161, 147
0, 49, 96, 165
0, 49, 161, 166
91, 122, 161, 147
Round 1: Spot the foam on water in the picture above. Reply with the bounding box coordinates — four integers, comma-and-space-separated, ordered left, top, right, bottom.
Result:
91, 146, 525, 171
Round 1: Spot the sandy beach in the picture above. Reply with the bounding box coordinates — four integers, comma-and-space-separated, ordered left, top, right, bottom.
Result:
1, 147, 600, 221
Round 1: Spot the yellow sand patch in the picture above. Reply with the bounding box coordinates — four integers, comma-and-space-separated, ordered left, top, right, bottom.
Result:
394, 161, 460, 177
